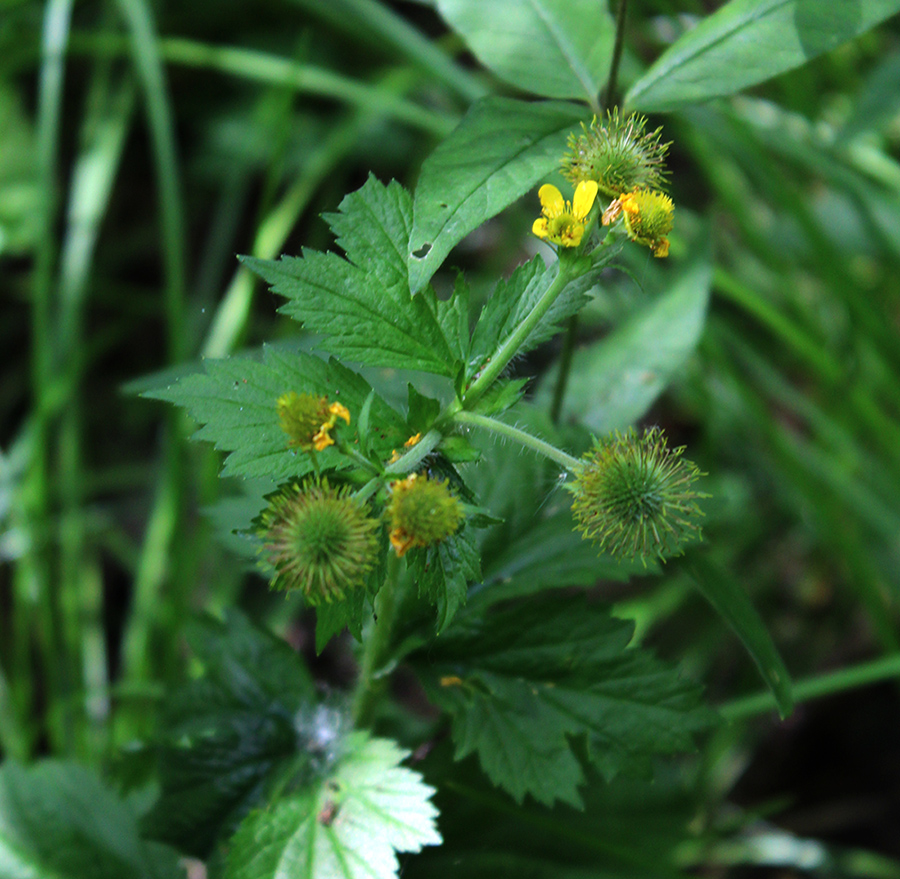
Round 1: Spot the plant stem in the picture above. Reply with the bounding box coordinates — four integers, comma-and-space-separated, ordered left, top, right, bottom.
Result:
453, 411, 580, 472
719, 654, 900, 723
384, 429, 443, 476
462, 259, 580, 410
549, 314, 578, 424
352, 552, 402, 728
603, 0, 628, 112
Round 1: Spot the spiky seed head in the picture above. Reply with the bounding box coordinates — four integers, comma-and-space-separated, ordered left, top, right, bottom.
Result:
388, 473, 463, 557
562, 109, 670, 199
569, 427, 705, 565
258, 481, 379, 602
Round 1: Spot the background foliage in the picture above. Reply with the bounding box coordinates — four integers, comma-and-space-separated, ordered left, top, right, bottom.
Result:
3, 0, 900, 876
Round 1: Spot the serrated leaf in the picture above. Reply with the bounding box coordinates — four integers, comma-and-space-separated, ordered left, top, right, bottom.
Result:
0, 761, 182, 879
469, 254, 614, 382
412, 529, 482, 633
436, 0, 614, 101
474, 515, 653, 609
409, 97, 584, 292
416, 597, 715, 807
626, 0, 900, 113
436, 272, 471, 366
147, 345, 406, 481
224, 733, 441, 879
535, 258, 711, 432
143, 612, 320, 859
469, 378, 529, 418
244, 177, 460, 376
325, 173, 413, 291
315, 583, 368, 654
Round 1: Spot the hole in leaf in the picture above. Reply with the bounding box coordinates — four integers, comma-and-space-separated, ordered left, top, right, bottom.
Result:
411, 243, 432, 259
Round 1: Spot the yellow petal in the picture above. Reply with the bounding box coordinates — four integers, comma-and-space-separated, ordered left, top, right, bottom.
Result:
532, 218, 550, 239
652, 238, 670, 258
562, 222, 585, 247
572, 180, 598, 220
330, 402, 351, 424
538, 184, 565, 218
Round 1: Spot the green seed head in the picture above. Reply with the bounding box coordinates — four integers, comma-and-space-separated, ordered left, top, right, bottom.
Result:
562, 109, 670, 200
258, 481, 379, 602
569, 428, 705, 565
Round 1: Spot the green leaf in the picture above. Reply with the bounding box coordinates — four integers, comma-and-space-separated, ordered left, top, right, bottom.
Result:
470, 256, 602, 379
315, 580, 369, 653
147, 344, 407, 481
224, 733, 441, 879
143, 612, 321, 858
412, 529, 482, 633
417, 596, 715, 807
626, 0, 900, 112
407, 384, 442, 435
474, 515, 652, 609
535, 258, 711, 433
243, 177, 460, 376
409, 97, 585, 293
0, 761, 182, 879
435, 0, 614, 101
685, 556, 794, 718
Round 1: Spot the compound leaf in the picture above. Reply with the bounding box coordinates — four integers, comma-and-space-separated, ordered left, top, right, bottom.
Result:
417, 597, 715, 807
244, 177, 462, 376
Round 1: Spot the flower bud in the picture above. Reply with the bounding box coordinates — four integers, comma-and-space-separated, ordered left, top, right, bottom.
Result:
387, 473, 463, 557
277, 392, 350, 451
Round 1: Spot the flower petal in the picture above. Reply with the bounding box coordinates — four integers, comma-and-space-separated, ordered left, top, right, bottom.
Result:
538, 184, 565, 218
572, 180, 598, 220
532, 218, 550, 239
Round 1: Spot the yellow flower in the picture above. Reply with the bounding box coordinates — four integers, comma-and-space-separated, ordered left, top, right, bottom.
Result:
532, 180, 599, 248
277, 392, 350, 451
312, 402, 350, 451
602, 188, 674, 258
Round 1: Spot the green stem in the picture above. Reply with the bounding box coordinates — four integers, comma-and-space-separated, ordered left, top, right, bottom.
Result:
719, 654, 900, 723
463, 258, 581, 410
549, 314, 578, 424
602, 0, 628, 112
453, 411, 580, 471
384, 429, 443, 476
352, 553, 402, 727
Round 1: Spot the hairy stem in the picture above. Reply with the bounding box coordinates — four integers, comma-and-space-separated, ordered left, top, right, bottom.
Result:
462, 258, 581, 410
453, 411, 580, 472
